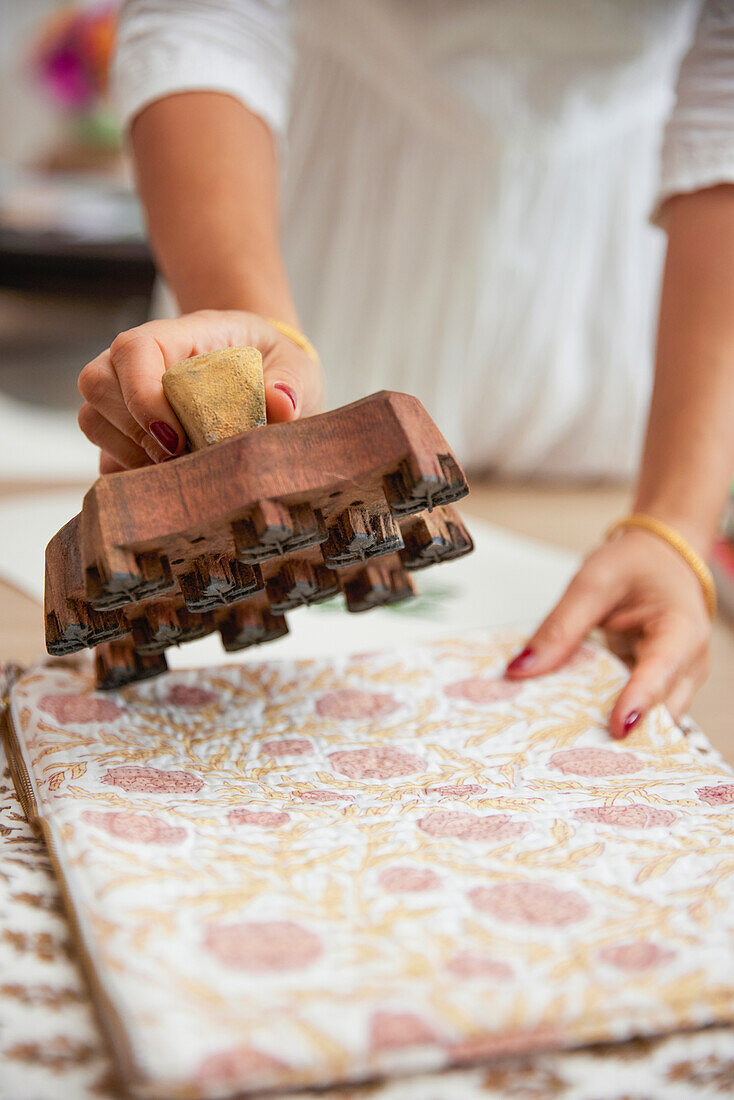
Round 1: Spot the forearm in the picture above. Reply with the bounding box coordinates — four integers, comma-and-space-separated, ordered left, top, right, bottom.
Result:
634, 186, 734, 555
130, 91, 298, 323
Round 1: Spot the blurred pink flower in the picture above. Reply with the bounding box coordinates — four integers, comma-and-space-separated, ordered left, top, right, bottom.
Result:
32, 5, 117, 110
378, 866, 441, 893
418, 810, 527, 843
575, 804, 675, 828
81, 811, 186, 845
203, 920, 322, 972
550, 747, 644, 777
316, 689, 398, 721
444, 678, 522, 705
196, 1045, 287, 1088
39, 694, 122, 724
470, 882, 589, 926
227, 809, 290, 828
599, 942, 675, 971
329, 747, 424, 780
165, 684, 218, 708
261, 739, 312, 757
446, 953, 513, 980
101, 766, 203, 794
370, 1011, 440, 1051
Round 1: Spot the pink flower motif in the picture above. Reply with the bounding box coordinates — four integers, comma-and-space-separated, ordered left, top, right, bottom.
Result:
450, 1024, 560, 1065
470, 882, 590, 926
196, 1045, 287, 1089
446, 953, 513, 981
81, 811, 186, 845
165, 684, 218, 707
418, 810, 527, 843
101, 766, 204, 794
444, 678, 522, 705
295, 789, 351, 803
697, 784, 734, 806
423, 784, 487, 799
329, 747, 424, 780
378, 866, 441, 893
599, 942, 675, 971
39, 694, 122, 724
260, 739, 312, 757
315, 689, 398, 721
369, 1011, 440, 1051
203, 920, 322, 972
227, 809, 290, 828
550, 747, 644, 777
575, 804, 676, 828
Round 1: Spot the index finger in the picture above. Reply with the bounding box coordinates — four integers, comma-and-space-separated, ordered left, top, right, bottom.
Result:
109, 328, 188, 456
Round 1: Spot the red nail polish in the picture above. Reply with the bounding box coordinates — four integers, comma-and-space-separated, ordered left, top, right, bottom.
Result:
149, 421, 179, 455
274, 382, 297, 411
622, 710, 641, 736
506, 646, 536, 674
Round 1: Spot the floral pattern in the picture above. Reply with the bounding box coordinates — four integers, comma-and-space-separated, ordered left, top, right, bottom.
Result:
5, 631, 734, 1100
468, 882, 590, 926
443, 677, 522, 704
315, 689, 398, 721
418, 809, 528, 842
598, 942, 676, 971
101, 765, 204, 793
574, 804, 677, 828
698, 784, 734, 805
203, 920, 323, 973
81, 810, 187, 845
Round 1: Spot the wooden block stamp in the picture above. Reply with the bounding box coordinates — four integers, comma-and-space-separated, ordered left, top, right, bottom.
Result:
45, 348, 473, 687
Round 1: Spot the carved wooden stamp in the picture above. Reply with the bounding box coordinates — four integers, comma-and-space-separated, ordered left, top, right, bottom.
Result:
45, 348, 473, 688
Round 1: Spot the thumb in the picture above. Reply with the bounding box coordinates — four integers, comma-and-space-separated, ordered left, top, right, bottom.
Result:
505, 567, 620, 678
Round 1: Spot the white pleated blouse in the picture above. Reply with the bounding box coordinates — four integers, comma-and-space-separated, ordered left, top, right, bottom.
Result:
114, 0, 734, 479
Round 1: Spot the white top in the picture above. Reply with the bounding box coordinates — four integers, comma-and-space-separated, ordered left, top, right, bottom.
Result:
113, 0, 733, 479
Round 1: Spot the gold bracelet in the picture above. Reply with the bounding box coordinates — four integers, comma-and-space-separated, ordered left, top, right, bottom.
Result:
606, 513, 717, 619
266, 318, 319, 362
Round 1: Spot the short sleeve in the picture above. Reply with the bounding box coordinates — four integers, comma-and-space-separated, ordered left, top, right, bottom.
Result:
652, 0, 734, 226
112, 0, 294, 139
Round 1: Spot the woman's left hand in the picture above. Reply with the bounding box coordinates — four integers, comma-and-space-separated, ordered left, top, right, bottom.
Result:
504, 527, 711, 738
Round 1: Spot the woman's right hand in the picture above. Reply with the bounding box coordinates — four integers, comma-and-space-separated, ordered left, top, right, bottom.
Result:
78, 310, 325, 473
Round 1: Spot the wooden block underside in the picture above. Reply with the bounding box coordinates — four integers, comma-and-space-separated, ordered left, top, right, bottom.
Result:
44, 391, 473, 684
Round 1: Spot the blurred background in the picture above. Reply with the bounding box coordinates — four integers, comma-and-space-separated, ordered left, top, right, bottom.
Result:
0, 0, 149, 480
0, 0, 731, 752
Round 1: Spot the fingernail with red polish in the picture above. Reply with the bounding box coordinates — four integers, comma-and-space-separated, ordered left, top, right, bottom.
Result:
506, 646, 536, 674
274, 382, 297, 411
149, 421, 179, 455
621, 710, 641, 737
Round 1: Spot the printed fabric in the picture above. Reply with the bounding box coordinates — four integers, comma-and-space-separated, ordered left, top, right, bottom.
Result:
5, 633, 734, 1098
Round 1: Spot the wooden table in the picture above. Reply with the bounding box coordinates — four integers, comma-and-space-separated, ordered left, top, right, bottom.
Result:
2, 477, 732, 763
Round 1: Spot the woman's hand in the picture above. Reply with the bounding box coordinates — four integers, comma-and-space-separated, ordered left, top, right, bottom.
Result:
505, 528, 711, 737
78, 310, 325, 473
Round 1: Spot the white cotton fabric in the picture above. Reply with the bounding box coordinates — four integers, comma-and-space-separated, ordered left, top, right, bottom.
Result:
655, 0, 734, 224
114, 0, 294, 138
114, 0, 734, 479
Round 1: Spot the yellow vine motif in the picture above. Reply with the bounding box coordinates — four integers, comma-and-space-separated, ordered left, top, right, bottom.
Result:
5, 629, 734, 1099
